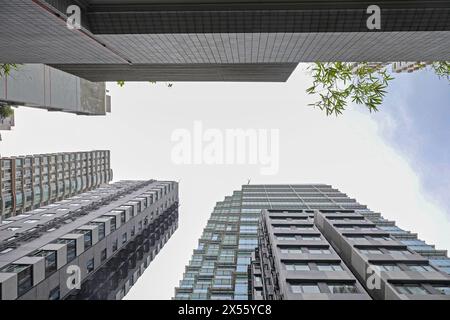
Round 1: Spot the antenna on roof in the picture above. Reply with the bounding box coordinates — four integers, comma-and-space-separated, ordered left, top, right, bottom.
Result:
247, 179, 251, 185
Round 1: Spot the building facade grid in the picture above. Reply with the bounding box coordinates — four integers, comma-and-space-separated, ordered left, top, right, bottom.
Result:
175, 184, 450, 300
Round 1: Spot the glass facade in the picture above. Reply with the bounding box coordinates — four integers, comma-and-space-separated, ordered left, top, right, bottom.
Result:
0, 151, 112, 219
175, 184, 450, 300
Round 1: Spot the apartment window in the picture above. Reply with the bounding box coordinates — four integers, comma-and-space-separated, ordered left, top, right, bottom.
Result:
291, 284, 320, 294
430, 258, 450, 267
238, 238, 258, 250
380, 226, 404, 232
254, 275, 263, 287
131, 226, 135, 237
308, 248, 331, 254
370, 235, 391, 241
271, 217, 308, 222
79, 230, 92, 249
360, 248, 383, 255
317, 263, 343, 271
49, 286, 60, 300
122, 232, 128, 244
223, 235, 237, 246
212, 278, 233, 289
359, 226, 378, 231
407, 264, 435, 272
372, 264, 401, 272
280, 247, 302, 254
401, 239, 427, 246
337, 226, 355, 230
55, 239, 76, 262
274, 226, 292, 231
433, 285, 450, 295
298, 225, 314, 230
112, 239, 118, 252
210, 294, 233, 300
0, 264, 33, 296
120, 211, 126, 224
218, 249, 235, 263
395, 284, 429, 295
285, 263, 310, 271
175, 293, 191, 300
110, 216, 117, 232
101, 248, 107, 262
439, 267, 450, 274
328, 283, 359, 294
211, 234, 220, 241
328, 216, 364, 221
86, 258, 94, 273
95, 222, 105, 241
273, 224, 313, 231
301, 235, 321, 241
276, 235, 296, 241
33, 250, 57, 277
387, 248, 412, 255
346, 235, 366, 241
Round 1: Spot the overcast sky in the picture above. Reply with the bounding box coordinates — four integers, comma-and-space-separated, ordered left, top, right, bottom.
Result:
0, 64, 449, 300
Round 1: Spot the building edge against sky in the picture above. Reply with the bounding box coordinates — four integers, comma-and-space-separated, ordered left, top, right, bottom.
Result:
175, 184, 450, 300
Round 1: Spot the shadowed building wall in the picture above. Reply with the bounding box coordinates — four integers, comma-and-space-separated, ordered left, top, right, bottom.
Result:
1, 1, 449, 82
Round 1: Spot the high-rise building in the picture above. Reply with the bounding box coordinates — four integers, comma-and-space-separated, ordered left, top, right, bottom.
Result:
0, 180, 179, 300
0, 151, 112, 221
250, 209, 450, 300
0, 64, 111, 116
391, 62, 432, 73
350, 61, 432, 75
1, 1, 449, 82
175, 184, 450, 300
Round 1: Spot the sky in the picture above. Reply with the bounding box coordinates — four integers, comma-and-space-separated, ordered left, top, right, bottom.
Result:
0, 64, 449, 300
371, 71, 450, 215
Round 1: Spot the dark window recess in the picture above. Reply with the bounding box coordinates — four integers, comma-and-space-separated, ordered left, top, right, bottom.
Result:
110, 216, 117, 232
19, 266, 33, 296
49, 286, 60, 300
95, 222, 105, 240
33, 250, 57, 277
75, 229, 93, 249
101, 248, 107, 262
54, 238, 77, 262
87, 258, 94, 273
0, 264, 33, 296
